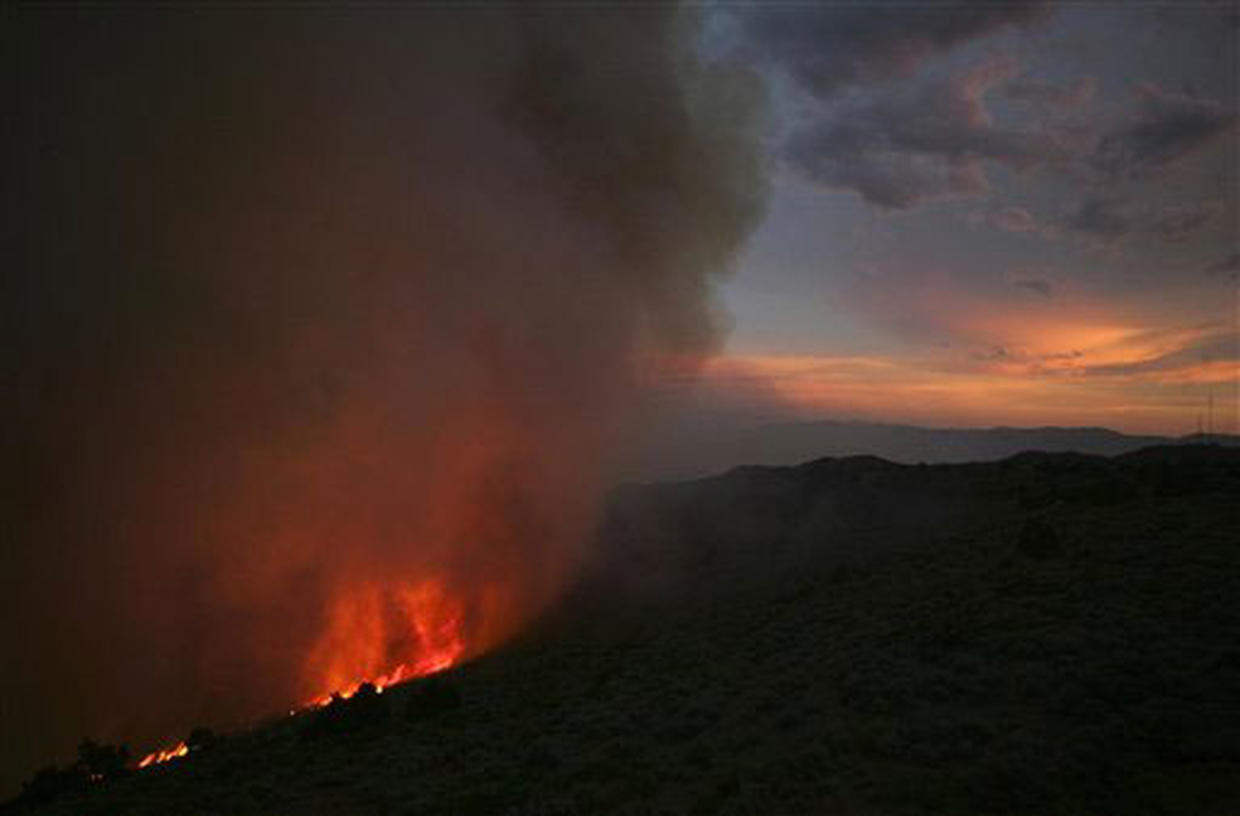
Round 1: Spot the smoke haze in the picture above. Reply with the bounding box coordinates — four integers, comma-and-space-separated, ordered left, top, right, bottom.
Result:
3, 5, 764, 789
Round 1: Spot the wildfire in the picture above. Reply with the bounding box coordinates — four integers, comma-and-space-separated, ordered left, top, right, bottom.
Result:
128, 580, 470, 772
304, 578, 467, 708
137, 741, 188, 769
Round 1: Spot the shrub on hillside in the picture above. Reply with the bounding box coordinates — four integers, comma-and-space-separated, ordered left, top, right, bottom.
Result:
1016, 517, 1062, 559
301, 683, 390, 739
76, 739, 130, 780
15, 738, 130, 807
186, 726, 217, 753
405, 674, 462, 721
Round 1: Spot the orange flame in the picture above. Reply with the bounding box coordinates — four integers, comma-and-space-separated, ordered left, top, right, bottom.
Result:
137, 741, 188, 769
304, 578, 467, 707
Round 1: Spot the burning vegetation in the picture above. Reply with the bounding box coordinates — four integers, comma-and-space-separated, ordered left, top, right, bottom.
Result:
135, 742, 188, 770
303, 578, 468, 707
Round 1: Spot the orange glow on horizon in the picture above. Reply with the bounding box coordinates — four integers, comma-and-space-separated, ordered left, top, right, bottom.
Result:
688, 344, 1238, 435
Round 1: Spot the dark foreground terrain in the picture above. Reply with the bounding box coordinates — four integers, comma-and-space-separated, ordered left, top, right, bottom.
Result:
8, 446, 1239, 815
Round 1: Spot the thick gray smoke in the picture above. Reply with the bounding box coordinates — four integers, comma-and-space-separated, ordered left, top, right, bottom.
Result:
3, 6, 764, 790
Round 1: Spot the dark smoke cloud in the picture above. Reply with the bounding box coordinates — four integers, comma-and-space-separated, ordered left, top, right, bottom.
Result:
3, 5, 764, 791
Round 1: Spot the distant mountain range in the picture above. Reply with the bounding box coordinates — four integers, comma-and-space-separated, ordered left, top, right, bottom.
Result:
624, 419, 1238, 482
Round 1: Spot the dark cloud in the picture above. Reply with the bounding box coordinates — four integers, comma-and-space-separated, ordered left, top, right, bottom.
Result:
973, 346, 1011, 361
976, 196, 1224, 248
1204, 252, 1240, 278
784, 74, 1235, 213
988, 206, 1040, 233
1153, 5, 1240, 38
1151, 202, 1223, 243
785, 57, 1068, 209
1055, 197, 1225, 245
1093, 84, 1236, 180
1083, 331, 1237, 377
736, 1, 1050, 97
726, 2, 1068, 213
1013, 278, 1054, 297
1060, 196, 1134, 242
1004, 75, 1097, 110
786, 138, 989, 210
738, 4, 1233, 226
982, 195, 1225, 244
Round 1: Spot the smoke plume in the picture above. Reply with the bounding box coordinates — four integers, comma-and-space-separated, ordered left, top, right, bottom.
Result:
3, 5, 764, 789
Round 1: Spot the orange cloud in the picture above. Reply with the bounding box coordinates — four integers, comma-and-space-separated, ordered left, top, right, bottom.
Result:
675, 343, 1237, 435
696, 260, 1236, 434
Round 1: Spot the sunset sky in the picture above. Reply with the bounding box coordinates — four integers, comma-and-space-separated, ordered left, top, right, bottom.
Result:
682, 2, 1238, 434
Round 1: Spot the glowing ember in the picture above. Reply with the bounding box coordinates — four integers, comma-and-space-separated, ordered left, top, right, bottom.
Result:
137, 741, 188, 769
304, 578, 466, 707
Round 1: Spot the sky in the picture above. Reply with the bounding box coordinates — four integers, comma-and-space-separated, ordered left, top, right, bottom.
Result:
673, 1, 1239, 435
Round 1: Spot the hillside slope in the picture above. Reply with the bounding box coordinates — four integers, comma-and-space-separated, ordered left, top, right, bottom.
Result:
10, 447, 1240, 815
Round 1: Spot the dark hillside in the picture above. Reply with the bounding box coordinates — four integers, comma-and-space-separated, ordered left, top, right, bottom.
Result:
10, 447, 1240, 815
